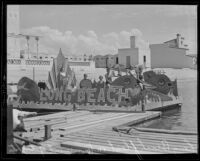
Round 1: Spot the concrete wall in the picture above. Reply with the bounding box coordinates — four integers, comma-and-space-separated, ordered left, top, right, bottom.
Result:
94, 55, 116, 68
118, 48, 138, 67
94, 56, 107, 68
150, 44, 195, 69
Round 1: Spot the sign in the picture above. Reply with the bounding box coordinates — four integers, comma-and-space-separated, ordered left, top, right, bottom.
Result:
39, 86, 133, 106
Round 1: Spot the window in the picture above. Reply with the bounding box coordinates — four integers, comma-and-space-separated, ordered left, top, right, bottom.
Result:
116, 57, 119, 64
143, 56, 146, 63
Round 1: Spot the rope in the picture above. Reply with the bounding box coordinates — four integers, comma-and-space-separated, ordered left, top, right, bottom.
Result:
113, 126, 197, 135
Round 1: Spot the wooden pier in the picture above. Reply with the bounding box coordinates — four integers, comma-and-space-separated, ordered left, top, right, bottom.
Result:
21, 110, 197, 154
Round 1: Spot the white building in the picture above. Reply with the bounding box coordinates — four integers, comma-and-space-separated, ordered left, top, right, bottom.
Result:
150, 34, 196, 69
7, 5, 20, 58
117, 36, 151, 68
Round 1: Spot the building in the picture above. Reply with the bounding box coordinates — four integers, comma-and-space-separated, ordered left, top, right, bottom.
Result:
94, 36, 151, 69
150, 34, 196, 69
7, 5, 20, 58
94, 54, 116, 68
116, 36, 151, 68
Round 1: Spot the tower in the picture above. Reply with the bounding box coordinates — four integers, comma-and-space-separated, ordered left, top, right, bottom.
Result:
130, 36, 136, 48
7, 5, 20, 58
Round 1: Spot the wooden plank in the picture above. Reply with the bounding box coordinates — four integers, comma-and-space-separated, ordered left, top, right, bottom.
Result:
56, 112, 160, 131
50, 136, 195, 154
60, 133, 197, 153
83, 129, 197, 145
85, 126, 198, 139
57, 113, 150, 131
87, 128, 198, 142
24, 111, 95, 129
127, 127, 197, 135
25, 112, 124, 131
61, 140, 162, 154
71, 131, 198, 146
24, 111, 90, 122
60, 137, 194, 154
43, 113, 128, 131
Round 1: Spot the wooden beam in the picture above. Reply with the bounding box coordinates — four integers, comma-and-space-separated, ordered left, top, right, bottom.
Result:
7, 104, 13, 154
44, 125, 52, 140
61, 140, 161, 154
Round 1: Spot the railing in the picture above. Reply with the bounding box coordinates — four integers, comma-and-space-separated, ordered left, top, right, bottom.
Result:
68, 61, 91, 66
7, 59, 21, 65
25, 60, 51, 66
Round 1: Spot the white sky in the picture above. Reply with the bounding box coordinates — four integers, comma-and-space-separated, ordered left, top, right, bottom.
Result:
18, 5, 197, 56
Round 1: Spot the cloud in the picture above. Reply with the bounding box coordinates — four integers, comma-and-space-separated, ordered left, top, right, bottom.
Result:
20, 27, 149, 56
154, 5, 197, 17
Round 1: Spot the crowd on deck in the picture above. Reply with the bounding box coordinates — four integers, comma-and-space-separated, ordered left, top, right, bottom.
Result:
79, 65, 145, 89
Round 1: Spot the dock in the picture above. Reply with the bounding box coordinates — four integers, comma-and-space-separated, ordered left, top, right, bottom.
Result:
21, 110, 197, 154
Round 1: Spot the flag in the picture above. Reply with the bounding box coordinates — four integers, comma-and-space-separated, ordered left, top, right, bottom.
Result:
54, 48, 66, 78
50, 59, 57, 89
70, 70, 77, 88
47, 48, 77, 90
47, 71, 53, 89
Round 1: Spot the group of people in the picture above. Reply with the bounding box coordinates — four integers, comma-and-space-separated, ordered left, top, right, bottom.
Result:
79, 65, 145, 89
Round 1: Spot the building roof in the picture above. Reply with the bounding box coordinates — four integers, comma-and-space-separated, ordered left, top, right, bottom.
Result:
164, 39, 177, 44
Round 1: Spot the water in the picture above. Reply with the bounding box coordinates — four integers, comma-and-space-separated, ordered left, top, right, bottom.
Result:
136, 79, 197, 132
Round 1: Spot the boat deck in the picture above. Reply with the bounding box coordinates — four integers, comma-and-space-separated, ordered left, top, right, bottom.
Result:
16, 95, 182, 112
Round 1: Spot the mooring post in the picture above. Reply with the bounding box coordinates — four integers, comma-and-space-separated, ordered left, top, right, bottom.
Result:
44, 125, 52, 140
7, 103, 14, 153
73, 104, 76, 111
141, 99, 145, 112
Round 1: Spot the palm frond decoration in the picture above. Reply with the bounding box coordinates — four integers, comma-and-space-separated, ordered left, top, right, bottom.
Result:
47, 48, 77, 90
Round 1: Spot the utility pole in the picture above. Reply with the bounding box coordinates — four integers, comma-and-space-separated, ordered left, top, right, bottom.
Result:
35, 36, 39, 59
33, 67, 35, 82
26, 36, 30, 59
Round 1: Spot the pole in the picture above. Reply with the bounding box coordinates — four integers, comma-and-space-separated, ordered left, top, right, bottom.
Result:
33, 67, 35, 82
36, 37, 39, 59
141, 98, 145, 112
26, 36, 30, 59
44, 125, 52, 141
7, 103, 14, 153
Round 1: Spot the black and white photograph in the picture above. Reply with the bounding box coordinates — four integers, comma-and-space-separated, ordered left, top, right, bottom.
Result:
4, 3, 198, 156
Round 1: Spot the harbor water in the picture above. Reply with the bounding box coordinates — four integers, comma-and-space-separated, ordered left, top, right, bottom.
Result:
136, 79, 197, 132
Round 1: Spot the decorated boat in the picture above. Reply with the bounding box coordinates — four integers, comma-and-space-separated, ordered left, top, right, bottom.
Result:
11, 49, 182, 112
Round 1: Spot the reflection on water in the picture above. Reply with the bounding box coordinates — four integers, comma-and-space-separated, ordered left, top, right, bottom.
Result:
136, 80, 197, 132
